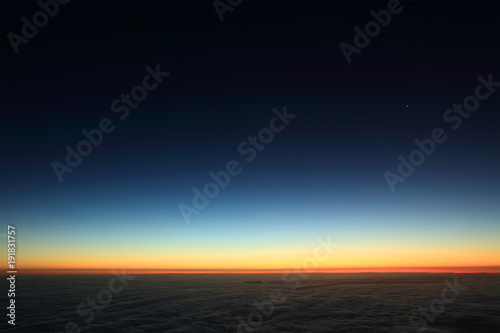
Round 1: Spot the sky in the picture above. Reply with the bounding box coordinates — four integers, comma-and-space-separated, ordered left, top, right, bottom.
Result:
0, 0, 499, 273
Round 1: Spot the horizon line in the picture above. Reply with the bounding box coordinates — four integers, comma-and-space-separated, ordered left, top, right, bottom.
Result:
3, 266, 500, 275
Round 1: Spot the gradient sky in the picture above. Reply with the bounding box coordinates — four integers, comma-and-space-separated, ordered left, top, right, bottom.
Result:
1, 0, 499, 273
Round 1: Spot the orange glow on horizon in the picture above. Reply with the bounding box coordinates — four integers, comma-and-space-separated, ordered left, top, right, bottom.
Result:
7, 240, 499, 275
13, 241, 500, 272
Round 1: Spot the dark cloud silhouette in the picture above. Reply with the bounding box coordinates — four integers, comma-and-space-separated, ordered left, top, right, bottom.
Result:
1, 273, 498, 332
